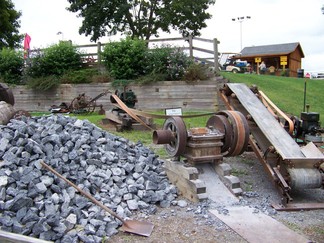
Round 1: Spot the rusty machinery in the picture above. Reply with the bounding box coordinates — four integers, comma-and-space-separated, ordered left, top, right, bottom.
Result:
152, 83, 324, 210
219, 83, 324, 210
153, 110, 250, 165
0, 83, 30, 124
106, 88, 154, 130
51, 90, 110, 114
69, 90, 109, 114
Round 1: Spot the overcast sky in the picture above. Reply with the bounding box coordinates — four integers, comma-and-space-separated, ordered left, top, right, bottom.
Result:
13, 0, 324, 71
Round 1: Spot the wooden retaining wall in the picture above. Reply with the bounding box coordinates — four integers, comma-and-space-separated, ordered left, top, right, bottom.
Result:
11, 77, 226, 112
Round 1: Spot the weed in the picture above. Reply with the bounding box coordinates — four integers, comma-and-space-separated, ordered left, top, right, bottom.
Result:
243, 181, 253, 191
231, 168, 249, 176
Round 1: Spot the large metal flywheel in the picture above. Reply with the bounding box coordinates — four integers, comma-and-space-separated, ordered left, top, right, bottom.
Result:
160, 116, 187, 157
210, 110, 249, 157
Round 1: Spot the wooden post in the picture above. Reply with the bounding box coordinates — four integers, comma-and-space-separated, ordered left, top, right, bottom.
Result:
188, 35, 193, 58
97, 42, 102, 65
213, 38, 220, 74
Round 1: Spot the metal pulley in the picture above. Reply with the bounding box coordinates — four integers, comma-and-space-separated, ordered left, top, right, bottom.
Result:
153, 116, 187, 157
207, 110, 250, 157
153, 110, 250, 159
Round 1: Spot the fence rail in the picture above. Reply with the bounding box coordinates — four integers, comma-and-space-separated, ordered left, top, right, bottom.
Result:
28, 36, 220, 72
73, 36, 220, 72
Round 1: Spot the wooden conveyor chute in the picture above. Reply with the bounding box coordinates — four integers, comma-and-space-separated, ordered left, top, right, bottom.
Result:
220, 83, 324, 210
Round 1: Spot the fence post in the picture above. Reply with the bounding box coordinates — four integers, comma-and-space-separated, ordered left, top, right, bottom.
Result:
188, 35, 193, 58
213, 38, 220, 73
97, 42, 102, 65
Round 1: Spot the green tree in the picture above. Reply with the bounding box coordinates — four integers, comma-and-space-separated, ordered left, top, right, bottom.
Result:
0, 48, 24, 84
0, 0, 23, 49
66, 0, 215, 41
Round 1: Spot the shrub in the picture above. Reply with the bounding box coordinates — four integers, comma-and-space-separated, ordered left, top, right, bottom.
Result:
136, 72, 168, 85
144, 45, 173, 74
0, 48, 24, 84
26, 75, 60, 90
102, 37, 148, 79
27, 42, 83, 78
183, 62, 215, 82
60, 69, 113, 84
145, 44, 193, 81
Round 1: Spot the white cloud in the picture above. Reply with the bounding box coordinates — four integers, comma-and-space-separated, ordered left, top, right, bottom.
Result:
13, 0, 324, 71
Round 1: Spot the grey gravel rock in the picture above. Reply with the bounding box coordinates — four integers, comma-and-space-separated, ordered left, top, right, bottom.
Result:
0, 114, 177, 242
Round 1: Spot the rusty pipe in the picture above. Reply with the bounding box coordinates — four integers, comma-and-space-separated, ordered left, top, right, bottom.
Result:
153, 130, 174, 144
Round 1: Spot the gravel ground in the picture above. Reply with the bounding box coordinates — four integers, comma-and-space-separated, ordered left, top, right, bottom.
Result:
108, 152, 324, 243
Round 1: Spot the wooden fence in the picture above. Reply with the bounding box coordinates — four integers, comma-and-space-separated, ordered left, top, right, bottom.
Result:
75, 36, 220, 72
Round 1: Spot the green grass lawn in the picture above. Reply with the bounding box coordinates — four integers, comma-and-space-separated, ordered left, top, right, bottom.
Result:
221, 71, 324, 125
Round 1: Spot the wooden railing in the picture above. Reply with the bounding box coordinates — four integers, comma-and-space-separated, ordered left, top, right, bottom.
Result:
75, 36, 220, 72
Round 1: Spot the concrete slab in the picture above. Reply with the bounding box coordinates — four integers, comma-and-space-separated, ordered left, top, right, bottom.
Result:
195, 163, 238, 205
196, 164, 309, 243
210, 206, 309, 243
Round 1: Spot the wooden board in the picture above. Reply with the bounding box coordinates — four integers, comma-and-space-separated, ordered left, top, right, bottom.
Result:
227, 83, 305, 159
210, 206, 309, 243
163, 160, 207, 202
301, 142, 324, 158
0, 230, 52, 243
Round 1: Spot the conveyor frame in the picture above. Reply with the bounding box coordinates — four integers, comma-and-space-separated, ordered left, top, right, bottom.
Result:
220, 83, 324, 210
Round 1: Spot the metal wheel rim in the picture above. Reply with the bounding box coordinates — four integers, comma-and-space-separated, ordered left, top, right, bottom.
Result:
217, 111, 238, 156
217, 110, 249, 157
229, 110, 249, 156
163, 117, 187, 157
206, 114, 233, 153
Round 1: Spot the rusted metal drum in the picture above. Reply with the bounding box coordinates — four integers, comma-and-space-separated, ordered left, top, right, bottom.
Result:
0, 83, 15, 106
288, 168, 323, 189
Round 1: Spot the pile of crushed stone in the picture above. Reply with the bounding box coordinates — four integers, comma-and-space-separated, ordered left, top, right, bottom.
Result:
0, 114, 177, 242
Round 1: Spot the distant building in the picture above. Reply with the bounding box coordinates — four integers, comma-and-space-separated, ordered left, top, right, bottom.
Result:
232, 42, 304, 77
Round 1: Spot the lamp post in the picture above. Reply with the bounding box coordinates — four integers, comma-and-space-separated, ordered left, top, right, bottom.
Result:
57, 31, 64, 41
232, 16, 251, 51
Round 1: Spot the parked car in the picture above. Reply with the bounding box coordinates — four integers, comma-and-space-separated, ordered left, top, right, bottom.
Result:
222, 59, 250, 73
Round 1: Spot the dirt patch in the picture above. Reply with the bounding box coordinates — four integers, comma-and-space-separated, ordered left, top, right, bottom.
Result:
108, 152, 324, 243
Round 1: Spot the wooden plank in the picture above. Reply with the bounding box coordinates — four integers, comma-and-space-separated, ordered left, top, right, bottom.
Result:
210, 206, 309, 243
301, 142, 324, 158
163, 160, 199, 180
227, 83, 305, 159
163, 160, 207, 202
0, 230, 52, 243
12, 81, 220, 112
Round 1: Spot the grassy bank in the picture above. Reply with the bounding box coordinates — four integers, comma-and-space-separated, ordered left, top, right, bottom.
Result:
221, 71, 324, 124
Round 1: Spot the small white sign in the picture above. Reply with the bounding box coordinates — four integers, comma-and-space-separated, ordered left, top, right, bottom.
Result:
165, 107, 182, 116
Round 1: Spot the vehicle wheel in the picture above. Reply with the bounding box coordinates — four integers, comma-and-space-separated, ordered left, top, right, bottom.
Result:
232, 69, 238, 74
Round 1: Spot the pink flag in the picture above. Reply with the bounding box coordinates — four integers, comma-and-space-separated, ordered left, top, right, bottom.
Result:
24, 33, 31, 59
